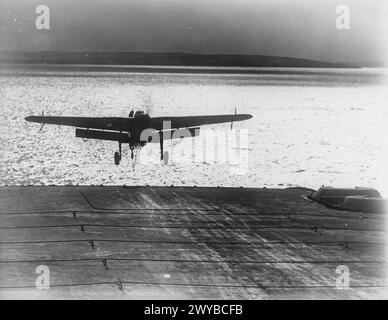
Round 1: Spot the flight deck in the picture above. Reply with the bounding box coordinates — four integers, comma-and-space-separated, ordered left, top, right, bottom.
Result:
0, 186, 386, 299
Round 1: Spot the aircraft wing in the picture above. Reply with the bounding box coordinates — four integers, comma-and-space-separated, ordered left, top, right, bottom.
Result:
150, 114, 252, 131
25, 113, 253, 132
25, 116, 130, 132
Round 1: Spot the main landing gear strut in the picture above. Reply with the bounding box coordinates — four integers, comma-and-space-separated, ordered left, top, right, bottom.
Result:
160, 131, 164, 161
130, 145, 135, 161
113, 142, 138, 166
113, 131, 165, 165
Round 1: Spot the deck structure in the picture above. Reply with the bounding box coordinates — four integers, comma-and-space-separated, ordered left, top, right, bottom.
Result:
0, 186, 386, 299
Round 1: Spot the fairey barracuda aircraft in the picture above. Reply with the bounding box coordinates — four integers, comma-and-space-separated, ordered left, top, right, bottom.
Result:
25, 110, 252, 165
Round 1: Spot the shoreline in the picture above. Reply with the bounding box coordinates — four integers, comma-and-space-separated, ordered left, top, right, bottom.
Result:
0, 63, 373, 76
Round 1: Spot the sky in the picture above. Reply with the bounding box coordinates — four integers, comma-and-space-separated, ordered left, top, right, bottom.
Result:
0, 0, 387, 63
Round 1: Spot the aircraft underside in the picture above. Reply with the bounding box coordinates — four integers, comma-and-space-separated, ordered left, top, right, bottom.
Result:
25, 110, 252, 166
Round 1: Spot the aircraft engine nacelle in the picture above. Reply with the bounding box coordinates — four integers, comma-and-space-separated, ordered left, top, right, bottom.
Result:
129, 111, 151, 141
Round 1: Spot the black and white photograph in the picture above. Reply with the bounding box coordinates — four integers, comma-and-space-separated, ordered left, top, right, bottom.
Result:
0, 0, 387, 302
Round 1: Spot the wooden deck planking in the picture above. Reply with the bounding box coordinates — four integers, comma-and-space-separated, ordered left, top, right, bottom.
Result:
0, 186, 386, 299
0, 241, 384, 263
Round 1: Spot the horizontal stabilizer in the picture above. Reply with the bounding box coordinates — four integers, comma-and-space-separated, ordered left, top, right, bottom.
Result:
75, 127, 200, 143
148, 127, 200, 143
75, 129, 131, 143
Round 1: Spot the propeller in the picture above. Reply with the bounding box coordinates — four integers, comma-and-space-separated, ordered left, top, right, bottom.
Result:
39, 110, 46, 132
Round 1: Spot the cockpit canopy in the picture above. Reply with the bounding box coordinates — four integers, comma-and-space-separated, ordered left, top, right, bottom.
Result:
129, 110, 148, 119
134, 111, 146, 118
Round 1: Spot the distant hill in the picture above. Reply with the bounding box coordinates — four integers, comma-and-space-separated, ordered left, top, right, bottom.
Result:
341, 61, 387, 68
0, 51, 358, 68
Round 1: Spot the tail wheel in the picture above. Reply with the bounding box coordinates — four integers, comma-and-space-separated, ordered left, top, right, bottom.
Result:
114, 152, 121, 165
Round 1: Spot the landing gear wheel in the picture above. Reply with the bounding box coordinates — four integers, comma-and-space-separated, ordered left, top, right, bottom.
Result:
114, 152, 121, 165
163, 151, 169, 165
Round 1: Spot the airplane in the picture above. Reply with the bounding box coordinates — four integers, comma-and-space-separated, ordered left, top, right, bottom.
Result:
25, 110, 252, 165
